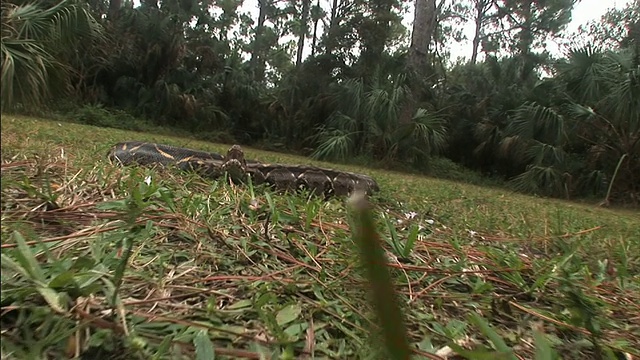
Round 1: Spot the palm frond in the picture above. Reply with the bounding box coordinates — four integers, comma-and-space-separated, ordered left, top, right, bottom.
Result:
327, 112, 359, 133
603, 59, 640, 131
511, 165, 567, 197
526, 141, 567, 167
473, 118, 502, 144
559, 45, 607, 103
1, 38, 54, 109
365, 83, 405, 134
331, 78, 365, 120
511, 102, 565, 145
564, 102, 596, 120
312, 128, 355, 161
577, 170, 608, 196
498, 135, 528, 160
1, 0, 103, 109
409, 108, 448, 155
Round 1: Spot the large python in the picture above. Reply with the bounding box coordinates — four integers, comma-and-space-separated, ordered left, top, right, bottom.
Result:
107, 142, 379, 197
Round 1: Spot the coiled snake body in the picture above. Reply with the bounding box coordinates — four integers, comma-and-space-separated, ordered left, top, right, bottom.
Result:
108, 142, 379, 197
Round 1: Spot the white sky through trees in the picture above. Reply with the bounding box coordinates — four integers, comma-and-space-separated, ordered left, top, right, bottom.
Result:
130, 0, 631, 59
238, 0, 631, 60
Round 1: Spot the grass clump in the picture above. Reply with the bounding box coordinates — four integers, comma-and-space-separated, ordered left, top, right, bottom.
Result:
1, 114, 639, 359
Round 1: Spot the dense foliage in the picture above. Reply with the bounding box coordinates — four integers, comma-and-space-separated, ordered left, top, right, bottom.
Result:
1, 0, 638, 204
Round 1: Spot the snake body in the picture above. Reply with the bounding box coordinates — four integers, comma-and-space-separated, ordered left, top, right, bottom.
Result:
108, 142, 379, 197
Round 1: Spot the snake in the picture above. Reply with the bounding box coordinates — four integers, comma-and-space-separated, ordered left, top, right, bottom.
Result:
107, 142, 380, 197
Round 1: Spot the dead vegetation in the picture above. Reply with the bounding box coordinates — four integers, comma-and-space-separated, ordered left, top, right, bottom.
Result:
1, 117, 639, 359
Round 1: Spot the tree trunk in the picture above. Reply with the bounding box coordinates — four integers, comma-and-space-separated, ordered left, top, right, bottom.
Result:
408, 0, 436, 72
470, 0, 490, 64
296, 0, 311, 67
141, 0, 158, 8
251, 0, 268, 82
360, 0, 396, 71
311, 0, 320, 57
325, 0, 340, 55
108, 0, 122, 19
518, 0, 534, 81
399, 0, 437, 124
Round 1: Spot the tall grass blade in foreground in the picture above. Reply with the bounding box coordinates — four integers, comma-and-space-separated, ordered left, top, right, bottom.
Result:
348, 193, 411, 360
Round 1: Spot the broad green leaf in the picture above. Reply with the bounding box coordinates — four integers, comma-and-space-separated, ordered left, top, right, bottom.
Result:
534, 331, 557, 360
153, 335, 174, 359
468, 313, 517, 360
254, 292, 275, 308
276, 304, 302, 326
70, 256, 96, 270
227, 299, 252, 310
48, 270, 77, 289
447, 344, 511, 360
194, 330, 215, 360
284, 322, 307, 338
13, 231, 45, 282
78, 282, 103, 297
76, 271, 106, 289
96, 199, 129, 211
404, 224, 419, 257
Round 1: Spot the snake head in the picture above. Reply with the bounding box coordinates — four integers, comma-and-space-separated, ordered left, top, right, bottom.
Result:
226, 145, 245, 160
223, 145, 248, 183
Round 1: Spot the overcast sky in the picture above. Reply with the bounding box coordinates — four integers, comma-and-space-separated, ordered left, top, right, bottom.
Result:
542, 0, 631, 57
238, 0, 631, 60
130, 0, 630, 59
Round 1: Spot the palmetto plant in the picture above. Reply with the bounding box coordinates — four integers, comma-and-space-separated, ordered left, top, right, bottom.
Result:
505, 45, 640, 202
441, 56, 539, 175
1, 0, 103, 110
313, 73, 447, 167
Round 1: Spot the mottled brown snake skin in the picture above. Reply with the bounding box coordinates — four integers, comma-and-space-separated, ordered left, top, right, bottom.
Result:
107, 142, 379, 198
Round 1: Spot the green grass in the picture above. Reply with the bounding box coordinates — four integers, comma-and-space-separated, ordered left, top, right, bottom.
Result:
1, 114, 639, 359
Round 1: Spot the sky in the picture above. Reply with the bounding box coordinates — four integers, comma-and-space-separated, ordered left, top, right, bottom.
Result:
441, 0, 630, 59
239, 0, 631, 60
509, 0, 631, 59
559, 0, 629, 34
132, 0, 631, 60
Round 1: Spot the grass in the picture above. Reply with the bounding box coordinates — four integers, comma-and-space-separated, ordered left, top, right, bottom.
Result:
1, 114, 639, 359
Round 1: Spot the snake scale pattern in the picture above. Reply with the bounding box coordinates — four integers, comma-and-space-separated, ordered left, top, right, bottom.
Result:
108, 142, 380, 197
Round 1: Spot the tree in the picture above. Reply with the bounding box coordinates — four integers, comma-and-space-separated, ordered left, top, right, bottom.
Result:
313, 72, 447, 167
491, 0, 575, 79
357, 0, 404, 72
317, 0, 406, 72
469, 0, 491, 64
506, 46, 639, 203
323, 0, 342, 56
251, 0, 270, 82
397, 0, 437, 125
1, 0, 103, 110
108, 0, 122, 19
407, 0, 437, 75
309, 0, 324, 57
295, 0, 311, 67
574, 1, 640, 51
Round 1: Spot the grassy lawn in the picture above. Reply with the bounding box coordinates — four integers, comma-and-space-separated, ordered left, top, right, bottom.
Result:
1, 114, 638, 359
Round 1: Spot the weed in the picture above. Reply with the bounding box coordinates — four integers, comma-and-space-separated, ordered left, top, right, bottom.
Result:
1, 115, 639, 359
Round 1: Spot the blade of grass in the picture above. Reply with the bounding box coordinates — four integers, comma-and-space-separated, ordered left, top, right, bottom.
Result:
348, 193, 411, 360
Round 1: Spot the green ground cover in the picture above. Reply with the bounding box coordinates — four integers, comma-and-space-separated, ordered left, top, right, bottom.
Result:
1, 115, 638, 359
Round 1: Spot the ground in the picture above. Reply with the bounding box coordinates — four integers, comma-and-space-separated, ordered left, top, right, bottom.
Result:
1, 114, 638, 359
